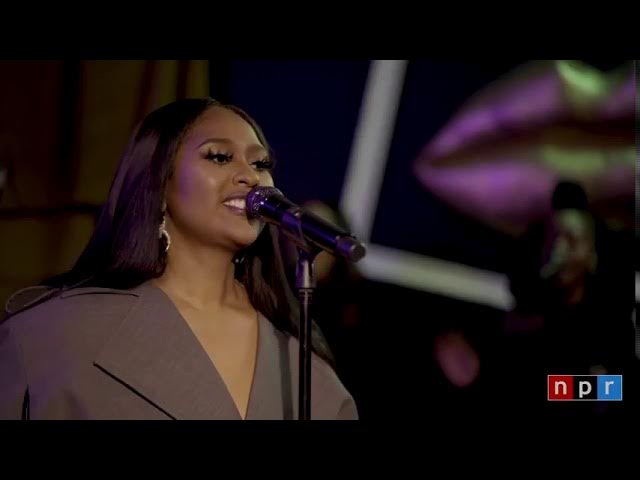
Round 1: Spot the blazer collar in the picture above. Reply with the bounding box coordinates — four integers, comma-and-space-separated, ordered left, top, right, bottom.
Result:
93, 282, 243, 419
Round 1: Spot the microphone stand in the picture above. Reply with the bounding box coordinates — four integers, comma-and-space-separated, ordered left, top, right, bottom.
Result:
250, 189, 365, 420
295, 247, 319, 421
280, 207, 320, 420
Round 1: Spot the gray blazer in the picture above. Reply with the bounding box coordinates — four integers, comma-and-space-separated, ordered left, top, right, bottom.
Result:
0, 282, 357, 420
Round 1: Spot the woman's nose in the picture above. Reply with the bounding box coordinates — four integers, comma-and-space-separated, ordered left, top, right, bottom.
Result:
232, 161, 260, 188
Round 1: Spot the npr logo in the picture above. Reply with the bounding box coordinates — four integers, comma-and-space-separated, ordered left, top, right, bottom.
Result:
548, 375, 622, 401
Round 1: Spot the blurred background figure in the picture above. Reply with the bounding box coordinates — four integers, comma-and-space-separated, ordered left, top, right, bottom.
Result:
503, 180, 636, 415
413, 60, 637, 415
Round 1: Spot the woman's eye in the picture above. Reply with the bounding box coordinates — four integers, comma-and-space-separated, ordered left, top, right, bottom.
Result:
253, 159, 275, 171
205, 152, 233, 164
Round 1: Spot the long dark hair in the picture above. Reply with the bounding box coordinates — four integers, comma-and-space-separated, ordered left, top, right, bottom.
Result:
41, 98, 334, 364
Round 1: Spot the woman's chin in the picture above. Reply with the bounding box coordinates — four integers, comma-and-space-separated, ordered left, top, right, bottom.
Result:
230, 226, 262, 249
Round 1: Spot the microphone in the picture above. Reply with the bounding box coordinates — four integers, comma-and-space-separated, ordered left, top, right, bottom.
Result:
246, 186, 366, 262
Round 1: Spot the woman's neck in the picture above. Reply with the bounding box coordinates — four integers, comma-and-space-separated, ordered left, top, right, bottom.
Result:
153, 235, 247, 314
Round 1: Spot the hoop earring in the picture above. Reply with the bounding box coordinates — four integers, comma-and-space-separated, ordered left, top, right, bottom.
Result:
159, 213, 171, 254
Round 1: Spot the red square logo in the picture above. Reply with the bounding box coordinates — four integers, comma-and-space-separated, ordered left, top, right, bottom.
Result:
548, 375, 574, 400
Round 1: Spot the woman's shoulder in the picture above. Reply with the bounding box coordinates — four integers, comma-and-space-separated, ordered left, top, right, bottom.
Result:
2, 284, 142, 338
2, 284, 146, 389
0, 284, 148, 419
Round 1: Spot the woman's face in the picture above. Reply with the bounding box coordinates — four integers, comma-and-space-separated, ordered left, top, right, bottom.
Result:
165, 106, 275, 252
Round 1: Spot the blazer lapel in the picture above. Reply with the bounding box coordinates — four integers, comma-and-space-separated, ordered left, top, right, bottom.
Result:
245, 314, 294, 420
93, 282, 241, 420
